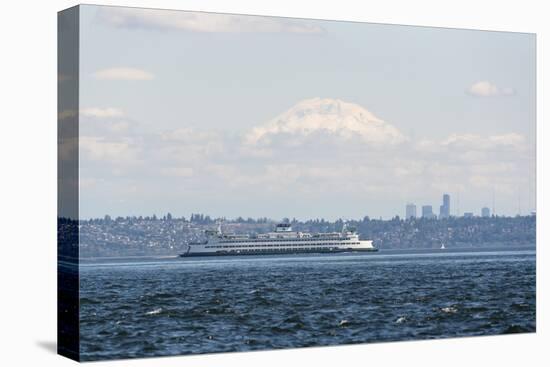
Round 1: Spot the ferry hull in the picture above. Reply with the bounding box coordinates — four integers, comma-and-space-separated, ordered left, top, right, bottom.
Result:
179, 247, 378, 257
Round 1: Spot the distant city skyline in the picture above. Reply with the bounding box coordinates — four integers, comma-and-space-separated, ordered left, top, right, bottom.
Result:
439, 194, 451, 219
406, 203, 417, 219
404, 193, 516, 220
75, 6, 536, 220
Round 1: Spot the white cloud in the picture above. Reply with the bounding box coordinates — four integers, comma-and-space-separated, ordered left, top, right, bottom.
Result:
441, 133, 526, 150
80, 136, 140, 164
467, 81, 515, 97
488, 133, 525, 148
92, 67, 155, 81
96, 7, 325, 34
79, 107, 133, 136
80, 107, 125, 118
60, 107, 125, 121
77, 98, 528, 196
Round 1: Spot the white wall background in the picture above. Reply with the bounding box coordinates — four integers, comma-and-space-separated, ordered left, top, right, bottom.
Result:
0, 0, 547, 366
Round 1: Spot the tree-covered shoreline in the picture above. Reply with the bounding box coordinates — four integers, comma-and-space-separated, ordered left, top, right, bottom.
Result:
57, 214, 536, 258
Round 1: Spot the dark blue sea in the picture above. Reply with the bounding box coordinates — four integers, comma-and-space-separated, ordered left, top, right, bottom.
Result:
79, 247, 536, 361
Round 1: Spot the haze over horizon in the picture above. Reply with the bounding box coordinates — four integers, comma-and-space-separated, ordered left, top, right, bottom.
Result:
72, 5, 536, 220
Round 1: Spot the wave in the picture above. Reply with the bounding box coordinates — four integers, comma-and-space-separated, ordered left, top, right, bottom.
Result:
395, 316, 407, 324
145, 308, 163, 315
440, 306, 458, 314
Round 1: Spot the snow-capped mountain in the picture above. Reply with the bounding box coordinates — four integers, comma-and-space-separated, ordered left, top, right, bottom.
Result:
245, 98, 406, 146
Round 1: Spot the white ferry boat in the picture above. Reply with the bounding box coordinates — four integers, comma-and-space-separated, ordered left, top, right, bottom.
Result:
179, 223, 377, 257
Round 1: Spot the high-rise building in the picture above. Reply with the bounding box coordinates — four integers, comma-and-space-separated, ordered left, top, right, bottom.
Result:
464, 212, 474, 218
481, 207, 490, 217
422, 205, 434, 219
439, 194, 451, 218
406, 203, 417, 219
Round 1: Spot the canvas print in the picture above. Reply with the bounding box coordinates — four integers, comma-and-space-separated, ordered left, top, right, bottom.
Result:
58, 5, 536, 362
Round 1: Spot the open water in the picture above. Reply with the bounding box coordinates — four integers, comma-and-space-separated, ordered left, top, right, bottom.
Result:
79, 247, 536, 360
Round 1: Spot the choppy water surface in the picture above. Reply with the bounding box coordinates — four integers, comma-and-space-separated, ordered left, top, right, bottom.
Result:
80, 248, 536, 360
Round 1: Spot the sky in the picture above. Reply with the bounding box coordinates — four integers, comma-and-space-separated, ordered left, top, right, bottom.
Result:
72, 5, 536, 220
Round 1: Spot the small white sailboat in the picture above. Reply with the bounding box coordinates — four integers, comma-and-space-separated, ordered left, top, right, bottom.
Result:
440, 243, 446, 250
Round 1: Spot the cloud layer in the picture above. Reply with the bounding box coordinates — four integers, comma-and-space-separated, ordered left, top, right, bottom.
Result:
80, 107, 125, 118
78, 98, 533, 217
96, 7, 325, 34
467, 81, 515, 97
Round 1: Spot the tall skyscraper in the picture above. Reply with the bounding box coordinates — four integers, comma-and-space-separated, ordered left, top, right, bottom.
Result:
439, 194, 451, 218
422, 205, 434, 219
481, 207, 490, 217
406, 203, 417, 219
